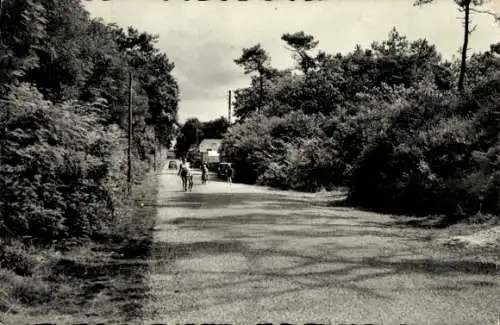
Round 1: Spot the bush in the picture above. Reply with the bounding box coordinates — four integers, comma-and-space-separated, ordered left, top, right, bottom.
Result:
0, 245, 38, 277
224, 32, 500, 221
0, 84, 140, 244
220, 111, 327, 188
348, 76, 500, 218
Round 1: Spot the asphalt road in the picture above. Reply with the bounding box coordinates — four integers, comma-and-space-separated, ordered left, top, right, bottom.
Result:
140, 165, 500, 325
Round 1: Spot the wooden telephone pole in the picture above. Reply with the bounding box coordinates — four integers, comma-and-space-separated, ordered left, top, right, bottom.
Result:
228, 90, 232, 124
127, 71, 133, 195
153, 129, 157, 172
0, 0, 4, 46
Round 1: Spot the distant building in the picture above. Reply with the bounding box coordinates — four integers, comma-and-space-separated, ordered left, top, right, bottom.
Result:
199, 139, 222, 164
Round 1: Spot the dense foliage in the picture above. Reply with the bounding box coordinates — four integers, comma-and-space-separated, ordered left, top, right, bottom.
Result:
0, 0, 179, 244
221, 28, 500, 219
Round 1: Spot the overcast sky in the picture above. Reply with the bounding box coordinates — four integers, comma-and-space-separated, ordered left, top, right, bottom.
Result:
84, 0, 500, 123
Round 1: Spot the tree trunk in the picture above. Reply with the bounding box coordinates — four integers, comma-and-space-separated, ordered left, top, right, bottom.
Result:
458, 0, 471, 93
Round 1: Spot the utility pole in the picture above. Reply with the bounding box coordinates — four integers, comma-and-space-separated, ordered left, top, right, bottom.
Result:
228, 90, 232, 124
127, 71, 133, 195
0, 0, 4, 46
153, 128, 157, 172
259, 73, 263, 114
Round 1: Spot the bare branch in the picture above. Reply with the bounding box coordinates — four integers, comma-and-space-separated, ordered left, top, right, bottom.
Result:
468, 24, 478, 34
283, 45, 296, 53
469, 7, 500, 21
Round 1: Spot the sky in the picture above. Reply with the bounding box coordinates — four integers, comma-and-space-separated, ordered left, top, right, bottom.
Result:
84, 0, 500, 123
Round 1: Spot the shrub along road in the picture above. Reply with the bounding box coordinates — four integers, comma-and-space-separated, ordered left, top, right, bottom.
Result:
140, 165, 500, 325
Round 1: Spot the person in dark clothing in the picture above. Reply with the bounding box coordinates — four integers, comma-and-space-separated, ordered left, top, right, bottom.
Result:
226, 165, 233, 186
201, 163, 208, 185
178, 158, 190, 192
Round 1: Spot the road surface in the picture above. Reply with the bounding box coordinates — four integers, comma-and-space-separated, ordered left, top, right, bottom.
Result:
140, 165, 500, 325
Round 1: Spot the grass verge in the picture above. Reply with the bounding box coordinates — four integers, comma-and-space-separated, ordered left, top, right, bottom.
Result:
0, 167, 160, 325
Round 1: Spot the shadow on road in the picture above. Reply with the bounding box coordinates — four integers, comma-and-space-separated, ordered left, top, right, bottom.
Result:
157, 191, 344, 210
142, 238, 498, 316
140, 183, 500, 319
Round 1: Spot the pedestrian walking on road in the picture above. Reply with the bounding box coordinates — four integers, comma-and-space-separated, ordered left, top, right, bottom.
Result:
201, 163, 208, 185
178, 158, 191, 192
226, 165, 233, 186
187, 173, 194, 191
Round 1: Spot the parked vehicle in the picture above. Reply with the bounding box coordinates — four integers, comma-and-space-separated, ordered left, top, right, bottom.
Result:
217, 162, 232, 179
207, 162, 218, 172
168, 160, 178, 169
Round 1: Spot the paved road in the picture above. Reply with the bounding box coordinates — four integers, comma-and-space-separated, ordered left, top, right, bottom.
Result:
141, 165, 500, 325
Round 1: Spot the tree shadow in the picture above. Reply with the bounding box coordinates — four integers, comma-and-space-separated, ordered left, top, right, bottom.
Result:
327, 197, 471, 230
67, 222, 498, 320
157, 192, 324, 211
97, 176, 499, 320
388, 214, 466, 229
140, 237, 499, 316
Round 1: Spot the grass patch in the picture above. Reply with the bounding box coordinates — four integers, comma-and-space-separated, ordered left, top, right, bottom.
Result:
0, 167, 160, 324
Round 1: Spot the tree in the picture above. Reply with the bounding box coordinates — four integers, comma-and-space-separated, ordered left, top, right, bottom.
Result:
233, 87, 261, 121
414, 0, 499, 93
174, 116, 230, 159
466, 42, 500, 86
457, 0, 474, 92
115, 27, 179, 148
281, 31, 319, 74
370, 28, 448, 89
174, 118, 203, 158
0, 0, 47, 95
0, 0, 181, 249
234, 44, 271, 114
232, 68, 285, 120
201, 116, 229, 139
